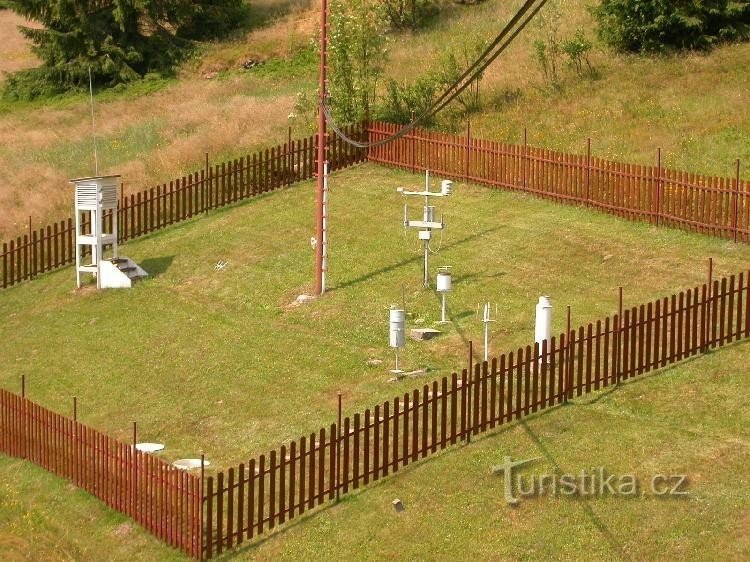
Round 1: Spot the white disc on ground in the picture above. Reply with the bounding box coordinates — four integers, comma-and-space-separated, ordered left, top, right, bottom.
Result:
173, 458, 210, 470
135, 443, 165, 453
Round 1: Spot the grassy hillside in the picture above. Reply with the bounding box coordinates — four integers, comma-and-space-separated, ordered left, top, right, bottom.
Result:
0, 0, 748, 240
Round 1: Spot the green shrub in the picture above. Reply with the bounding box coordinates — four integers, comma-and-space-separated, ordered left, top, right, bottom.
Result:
377, 74, 442, 125
592, 0, 750, 53
382, 0, 439, 30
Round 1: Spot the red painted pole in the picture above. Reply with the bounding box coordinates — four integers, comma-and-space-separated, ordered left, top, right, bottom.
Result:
314, 0, 329, 296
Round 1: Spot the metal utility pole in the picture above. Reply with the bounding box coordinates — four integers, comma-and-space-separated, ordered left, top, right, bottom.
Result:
314, 0, 329, 296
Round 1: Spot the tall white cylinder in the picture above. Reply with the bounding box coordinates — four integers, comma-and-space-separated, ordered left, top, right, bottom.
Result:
535, 296, 553, 346
389, 308, 406, 348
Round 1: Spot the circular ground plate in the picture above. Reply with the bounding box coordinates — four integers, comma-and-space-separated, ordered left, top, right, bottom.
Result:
135, 442, 165, 453
173, 458, 210, 470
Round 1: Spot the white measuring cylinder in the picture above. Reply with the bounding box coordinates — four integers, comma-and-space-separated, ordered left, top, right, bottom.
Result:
436, 268, 452, 323
436, 270, 452, 293
389, 307, 406, 348
535, 296, 553, 346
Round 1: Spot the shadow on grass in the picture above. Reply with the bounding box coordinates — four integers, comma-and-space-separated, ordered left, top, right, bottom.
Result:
139, 255, 175, 278
330, 226, 501, 292
211, 340, 749, 559
519, 419, 626, 560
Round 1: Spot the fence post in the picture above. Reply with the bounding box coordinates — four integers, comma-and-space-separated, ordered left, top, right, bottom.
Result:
336, 392, 342, 502
616, 287, 623, 386
564, 306, 571, 401
704, 257, 713, 352
410, 112, 416, 172
733, 159, 740, 243
28, 216, 33, 279
73, 396, 77, 421
200, 453, 206, 561
465, 121, 471, 183
204, 152, 210, 215
585, 138, 591, 207
2, 242, 7, 289
21, 374, 25, 398
467, 341, 473, 443
522, 128, 528, 191
655, 148, 662, 227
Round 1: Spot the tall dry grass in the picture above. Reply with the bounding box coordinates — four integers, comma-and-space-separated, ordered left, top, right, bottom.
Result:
0, 76, 298, 238
0, 11, 40, 79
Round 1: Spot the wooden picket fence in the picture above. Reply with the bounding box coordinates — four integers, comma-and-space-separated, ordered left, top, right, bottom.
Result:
0, 388, 202, 558
367, 121, 750, 242
3, 120, 748, 291
0, 268, 747, 558
0, 124, 366, 289
201, 268, 749, 559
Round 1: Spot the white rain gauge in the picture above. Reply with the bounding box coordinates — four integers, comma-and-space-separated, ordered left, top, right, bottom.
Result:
479, 302, 496, 361
398, 171, 454, 288
436, 266, 452, 323
389, 306, 406, 374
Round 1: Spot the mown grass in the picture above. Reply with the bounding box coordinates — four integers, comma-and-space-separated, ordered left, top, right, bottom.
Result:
2, 332, 748, 560
1, 164, 748, 471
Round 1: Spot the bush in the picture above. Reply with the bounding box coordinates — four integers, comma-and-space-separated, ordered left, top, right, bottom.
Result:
177, 0, 249, 40
382, 0, 438, 30
377, 74, 442, 125
326, 0, 387, 123
592, 0, 750, 53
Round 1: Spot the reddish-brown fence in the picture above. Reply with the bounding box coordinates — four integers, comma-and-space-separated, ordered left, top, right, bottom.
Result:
0, 388, 202, 558
1, 269, 747, 558
0, 124, 366, 290
367, 121, 750, 242
201, 268, 749, 559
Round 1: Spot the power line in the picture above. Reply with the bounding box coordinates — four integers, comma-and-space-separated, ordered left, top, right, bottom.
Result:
323, 0, 549, 149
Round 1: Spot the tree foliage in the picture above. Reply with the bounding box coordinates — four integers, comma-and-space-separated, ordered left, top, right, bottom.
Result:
592, 0, 750, 53
326, 0, 387, 123
3, 0, 247, 99
381, 0, 438, 30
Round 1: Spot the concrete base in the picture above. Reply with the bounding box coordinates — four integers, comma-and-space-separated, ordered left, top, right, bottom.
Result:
410, 328, 442, 341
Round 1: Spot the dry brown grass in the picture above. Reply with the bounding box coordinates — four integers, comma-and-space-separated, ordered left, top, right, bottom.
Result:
1, 0, 747, 240
0, 11, 40, 79
0, 76, 297, 237
196, 0, 316, 75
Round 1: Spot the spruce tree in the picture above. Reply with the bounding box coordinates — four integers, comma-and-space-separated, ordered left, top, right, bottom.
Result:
3, 0, 246, 99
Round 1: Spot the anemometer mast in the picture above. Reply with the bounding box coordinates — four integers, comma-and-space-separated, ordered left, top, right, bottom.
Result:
398, 171, 454, 287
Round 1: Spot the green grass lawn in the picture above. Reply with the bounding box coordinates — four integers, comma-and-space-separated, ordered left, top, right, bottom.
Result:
1, 163, 748, 472
2, 339, 748, 561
